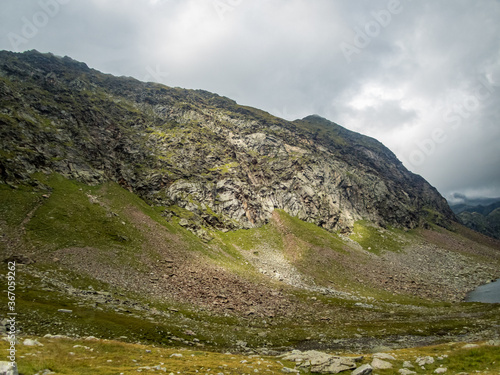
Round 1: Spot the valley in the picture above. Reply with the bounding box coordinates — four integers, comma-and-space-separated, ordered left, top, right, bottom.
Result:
1, 175, 500, 374
0, 50, 499, 374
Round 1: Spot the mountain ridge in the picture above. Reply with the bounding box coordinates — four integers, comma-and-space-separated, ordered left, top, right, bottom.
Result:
449, 196, 500, 239
0, 50, 455, 238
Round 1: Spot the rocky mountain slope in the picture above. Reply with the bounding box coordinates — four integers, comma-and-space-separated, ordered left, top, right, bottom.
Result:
1, 50, 500, 360
0, 50, 454, 238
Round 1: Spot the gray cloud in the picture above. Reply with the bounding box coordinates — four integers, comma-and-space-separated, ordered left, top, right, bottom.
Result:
1, 0, 499, 198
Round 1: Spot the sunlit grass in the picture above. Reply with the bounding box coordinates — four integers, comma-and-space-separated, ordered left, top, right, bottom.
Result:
4, 337, 500, 375
4, 337, 295, 375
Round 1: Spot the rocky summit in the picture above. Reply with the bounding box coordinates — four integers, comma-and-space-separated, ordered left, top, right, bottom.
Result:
0, 50, 454, 238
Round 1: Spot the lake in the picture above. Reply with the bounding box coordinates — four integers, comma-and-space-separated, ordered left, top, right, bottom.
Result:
465, 279, 500, 303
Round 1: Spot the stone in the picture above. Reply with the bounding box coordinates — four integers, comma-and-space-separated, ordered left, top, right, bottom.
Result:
280, 350, 356, 374
398, 369, 416, 375
57, 309, 73, 313
373, 352, 396, 361
0, 362, 18, 375
415, 356, 434, 366
371, 358, 392, 370
352, 364, 373, 375
23, 339, 43, 346
170, 353, 183, 358
434, 368, 447, 374
281, 368, 299, 374
402, 361, 414, 368
310, 358, 356, 374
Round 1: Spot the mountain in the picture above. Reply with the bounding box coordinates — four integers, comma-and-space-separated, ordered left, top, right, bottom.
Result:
0, 50, 454, 239
450, 198, 500, 239
1, 50, 500, 357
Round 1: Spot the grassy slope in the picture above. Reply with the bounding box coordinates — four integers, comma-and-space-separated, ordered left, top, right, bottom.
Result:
1, 174, 500, 358
2, 336, 499, 375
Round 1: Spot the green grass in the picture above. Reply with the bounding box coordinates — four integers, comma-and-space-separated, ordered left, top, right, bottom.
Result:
276, 210, 347, 251
0, 184, 45, 226
23, 174, 143, 253
4, 336, 499, 375
1, 336, 297, 375
208, 161, 239, 174
350, 220, 410, 254
364, 342, 500, 375
2, 175, 500, 361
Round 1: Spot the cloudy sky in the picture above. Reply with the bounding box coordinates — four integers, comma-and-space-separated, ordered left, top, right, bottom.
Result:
1, 0, 499, 200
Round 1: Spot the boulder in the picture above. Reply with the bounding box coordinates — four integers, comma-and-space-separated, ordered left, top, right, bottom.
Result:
402, 361, 414, 368
281, 368, 299, 374
0, 362, 17, 375
371, 358, 392, 370
415, 356, 434, 366
373, 352, 396, 361
23, 339, 43, 346
352, 364, 372, 375
398, 369, 416, 375
280, 350, 357, 374
310, 357, 357, 374
434, 368, 447, 374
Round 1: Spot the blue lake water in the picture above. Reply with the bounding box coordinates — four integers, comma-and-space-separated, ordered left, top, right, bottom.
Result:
465, 279, 500, 303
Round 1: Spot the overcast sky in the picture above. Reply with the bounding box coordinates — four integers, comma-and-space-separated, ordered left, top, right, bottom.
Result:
1, 0, 499, 200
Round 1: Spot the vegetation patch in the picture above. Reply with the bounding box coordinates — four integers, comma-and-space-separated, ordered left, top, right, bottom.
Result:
23, 174, 143, 254
350, 220, 409, 254
3, 336, 499, 375
0, 184, 44, 226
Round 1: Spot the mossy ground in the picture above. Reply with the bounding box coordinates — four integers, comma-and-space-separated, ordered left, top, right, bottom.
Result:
2, 336, 296, 375
360, 342, 500, 375
2, 337, 499, 375
350, 220, 411, 255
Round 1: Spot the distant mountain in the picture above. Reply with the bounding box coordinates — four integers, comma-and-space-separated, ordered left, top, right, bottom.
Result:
450, 197, 500, 239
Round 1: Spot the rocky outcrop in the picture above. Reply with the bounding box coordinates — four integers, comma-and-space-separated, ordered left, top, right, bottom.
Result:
0, 50, 456, 235
279, 350, 361, 374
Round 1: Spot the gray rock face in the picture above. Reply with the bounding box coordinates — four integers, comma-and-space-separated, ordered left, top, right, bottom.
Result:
0, 50, 456, 235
